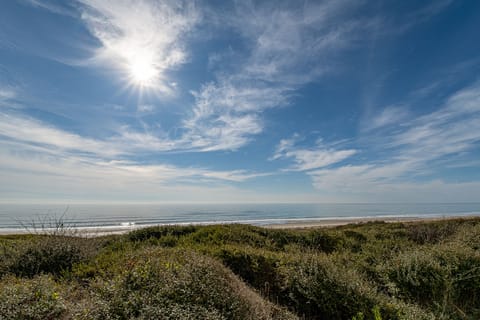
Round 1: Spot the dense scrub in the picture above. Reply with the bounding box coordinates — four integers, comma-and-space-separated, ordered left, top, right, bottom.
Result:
1, 217, 480, 319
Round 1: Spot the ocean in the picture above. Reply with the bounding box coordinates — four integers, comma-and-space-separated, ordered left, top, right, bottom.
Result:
0, 202, 479, 231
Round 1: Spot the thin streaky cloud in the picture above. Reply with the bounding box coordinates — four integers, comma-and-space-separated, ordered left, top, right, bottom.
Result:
307, 81, 480, 199
0, 139, 267, 185
271, 135, 356, 171
21, 0, 78, 17
181, 0, 374, 152
362, 105, 410, 132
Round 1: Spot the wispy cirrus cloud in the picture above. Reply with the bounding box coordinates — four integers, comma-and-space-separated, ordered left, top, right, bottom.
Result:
183, 81, 287, 151
271, 135, 356, 171
136, 104, 155, 113
180, 0, 373, 152
0, 86, 17, 108
0, 85, 23, 109
392, 82, 480, 160
22, 0, 77, 17
0, 87, 16, 101
0, 111, 267, 188
305, 81, 480, 200
0, 112, 122, 157
362, 105, 410, 131
0, 146, 274, 202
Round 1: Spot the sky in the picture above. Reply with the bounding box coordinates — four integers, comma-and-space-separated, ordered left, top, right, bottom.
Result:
0, 0, 480, 203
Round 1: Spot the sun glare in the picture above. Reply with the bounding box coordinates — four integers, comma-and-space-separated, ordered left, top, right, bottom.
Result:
126, 51, 158, 87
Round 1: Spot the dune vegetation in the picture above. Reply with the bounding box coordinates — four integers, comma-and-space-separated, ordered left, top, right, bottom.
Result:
1, 217, 480, 319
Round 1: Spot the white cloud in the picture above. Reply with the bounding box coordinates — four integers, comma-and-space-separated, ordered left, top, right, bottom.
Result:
179, 0, 372, 152
306, 81, 480, 201
0, 112, 122, 157
0, 151, 274, 203
0, 109, 270, 201
0, 87, 16, 101
310, 161, 415, 192
182, 81, 285, 151
22, 0, 77, 16
272, 135, 356, 171
137, 104, 155, 113
0, 140, 266, 199
233, 1, 365, 84
0, 107, 256, 159
363, 105, 410, 131
78, 0, 199, 94
407, 0, 454, 24
392, 82, 480, 160
0, 86, 21, 109
287, 149, 357, 171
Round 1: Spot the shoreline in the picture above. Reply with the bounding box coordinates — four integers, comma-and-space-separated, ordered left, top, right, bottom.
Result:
263, 215, 460, 229
0, 214, 479, 236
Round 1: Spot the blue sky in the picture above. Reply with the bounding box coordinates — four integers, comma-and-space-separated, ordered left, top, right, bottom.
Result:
1, 0, 480, 203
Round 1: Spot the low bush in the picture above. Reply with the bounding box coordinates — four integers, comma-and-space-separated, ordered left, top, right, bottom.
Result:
215, 246, 284, 299
406, 221, 459, 245
182, 224, 271, 248
80, 248, 296, 320
383, 242, 480, 318
128, 225, 198, 242
0, 275, 66, 319
2, 236, 99, 278
302, 230, 344, 253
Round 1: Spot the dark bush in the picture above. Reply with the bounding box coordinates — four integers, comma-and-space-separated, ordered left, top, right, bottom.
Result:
406, 222, 458, 244
303, 230, 344, 253
216, 247, 283, 299
128, 225, 198, 242
5, 236, 93, 277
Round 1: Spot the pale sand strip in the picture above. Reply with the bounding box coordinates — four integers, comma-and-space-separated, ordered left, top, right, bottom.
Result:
263, 215, 476, 229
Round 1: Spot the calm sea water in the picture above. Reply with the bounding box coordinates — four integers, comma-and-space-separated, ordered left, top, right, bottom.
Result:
0, 203, 479, 230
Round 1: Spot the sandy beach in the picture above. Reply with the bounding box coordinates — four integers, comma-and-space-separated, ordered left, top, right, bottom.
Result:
263, 215, 456, 229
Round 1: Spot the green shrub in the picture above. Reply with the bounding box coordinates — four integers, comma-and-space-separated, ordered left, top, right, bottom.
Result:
280, 253, 379, 319
3, 236, 97, 278
386, 249, 448, 305
280, 252, 436, 320
406, 222, 458, 245
302, 230, 344, 253
182, 224, 270, 248
0, 275, 66, 319
384, 243, 480, 318
215, 246, 284, 299
451, 223, 480, 250
128, 225, 198, 242
80, 248, 296, 320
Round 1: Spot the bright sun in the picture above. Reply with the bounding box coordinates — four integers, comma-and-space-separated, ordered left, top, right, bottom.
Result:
126, 51, 158, 87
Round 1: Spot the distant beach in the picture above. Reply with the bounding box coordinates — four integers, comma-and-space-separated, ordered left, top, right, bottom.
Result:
264, 215, 462, 229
